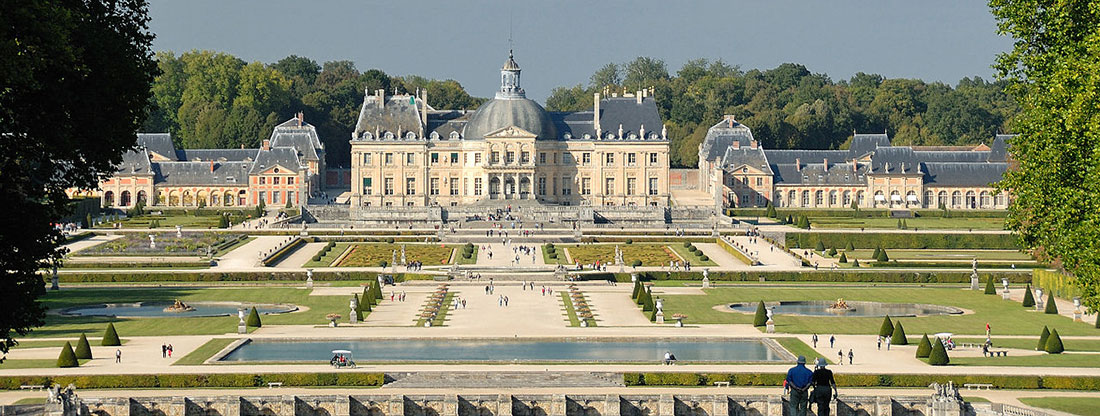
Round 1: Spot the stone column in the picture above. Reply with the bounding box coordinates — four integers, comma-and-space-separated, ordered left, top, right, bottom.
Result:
605, 395, 621, 416
389, 395, 405, 416
497, 394, 513, 416
658, 395, 675, 416
712, 396, 729, 416
551, 394, 566, 416
444, 394, 458, 416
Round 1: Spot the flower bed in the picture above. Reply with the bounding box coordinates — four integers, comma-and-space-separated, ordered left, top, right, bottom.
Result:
336, 243, 454, 267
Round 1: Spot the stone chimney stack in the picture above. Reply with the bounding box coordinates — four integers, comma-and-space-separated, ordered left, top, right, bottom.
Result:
852, 160, 857, 172
376, 89, 385, 107
636, 91, 643, 104
732, 140, 740, 150
750, 140, 758, 150
796, 158, 801, 171
420, 89, 428, 129
593, 93, 602, 136
296, 111, 303, 127
823, 158, 828, 170
210, 160, 214, 173
262, 139, 270, 151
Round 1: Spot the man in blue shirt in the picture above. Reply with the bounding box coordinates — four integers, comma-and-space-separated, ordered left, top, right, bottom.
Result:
785, 355, 814, 416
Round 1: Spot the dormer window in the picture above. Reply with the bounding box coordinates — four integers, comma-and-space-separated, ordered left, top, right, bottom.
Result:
582, 133, 591, 140
363, 132, 373, 140
430, 132, 440, 140
405, 132, 416, 140
563, 132, 572, 140
628, 133, 637, 140
449, 131, 460, 140
648, 133, 659, 140
383, 132, 394, 140
274, 168, 280, 173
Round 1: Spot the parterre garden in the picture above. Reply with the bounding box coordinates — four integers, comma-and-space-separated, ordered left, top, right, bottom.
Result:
555, 243, 682, 267
336, 243, 455, 267
77, 232, 243, 257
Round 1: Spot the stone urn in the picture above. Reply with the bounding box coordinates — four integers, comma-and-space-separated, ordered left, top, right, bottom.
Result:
326, 313, 341, 327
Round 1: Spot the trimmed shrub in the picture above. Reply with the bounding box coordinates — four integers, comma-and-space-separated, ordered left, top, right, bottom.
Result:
625, 239, 633, 245
753, 301, 767, 327
74, 334, 92, 360
985, 275, 996, 295
631, 259, 642, 267
915, 334, 932, 358
57, 342, 79, 368
1044, 292, 1058, 314
891, 322, 908, 345
876, 249, 890, 262
312, 254, 322, 262
378, 260, 388, 268
845, 241, 855, 251
700, 255, 709, 261
1044, 329, 1064, 354
1037, 326, 1050, 351
101, 323, 121, 346
839, 253, 848, 263
1022, 284, 1035, 307
872, 247, 882, 259
787, 231, 1019, 250
815, 241, 826, 252
640, 288, 655, 312
928, 338, 950, 365
827, 247, 837, 257
879, 315, 895, 338
246, 307, 261, 327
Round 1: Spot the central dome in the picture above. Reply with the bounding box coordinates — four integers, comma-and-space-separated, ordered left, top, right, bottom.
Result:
462, 51, 558, 140
463, 98, 557, 140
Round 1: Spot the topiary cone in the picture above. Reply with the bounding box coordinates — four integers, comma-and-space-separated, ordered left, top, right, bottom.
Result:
641, 287, 655, 312
1044, 329, 1064, 354
872, 247, 882, 260
815, 241, 826, 252
1022, 284, 1035, 307
753, 301, 768, 327
915, 334, 932, 358
928, 337, 950, 366
891, 322, 908, 345
1044, 292, 1058, 314
838, 253, 848, 263
984, 275, 996, 295
879, 315, 895, 337
1037, 326, 1050, 351
57, 342, 79, 368
246, 307, 262, 327
101, 323, 121, 346
74, 333, 92, 360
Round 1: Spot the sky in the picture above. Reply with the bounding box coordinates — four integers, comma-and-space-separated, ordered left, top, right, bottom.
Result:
148, 0, 1013, 102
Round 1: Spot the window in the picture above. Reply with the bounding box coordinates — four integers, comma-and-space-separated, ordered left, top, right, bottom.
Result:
539, 152, 546, 164
259, 191, 266, 203
537, 177, 546, 195
405, 177, 415, 195
273, 191, 281, 204
924, 191, 934, 207
562, 177, 572, 195
287, 177, 294, 185
406, 153, 415, 165
450, 153, 459, 163
605, 153, 615, 166
384, 178, 394, 195
552, 153, 558, 164
604, 178, 615, 195
801, 191, 810, 206
506, 152, 515, 164
581, 178, 591, 195
755, 177, 763, 187
430, 177, 440, 195
815, 190, 824, 206
287, 191, 295, 205
626, 177, 636, 195
649, 152, 658, 165
363, 153, 372, 165
450, 178, 459, 195
828, 190, 837, 205
362, 178, 373, 195
475, 153, 482, 164
843, 190, 852, 206
259, 177, 266, 185
582, 153, 591, 165
521, 151, 530, 164
273, 177, 280, 185
627, 153, 636, 165
384, 153, 394, 165
474, 178, 483, 196
431, 153, 439, 164
564, 153, 573, 164
649, 177, 658, 195
491, 152, 500, 163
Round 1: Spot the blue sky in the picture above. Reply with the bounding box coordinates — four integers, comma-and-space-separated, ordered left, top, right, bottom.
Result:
149, 0, 1012, 102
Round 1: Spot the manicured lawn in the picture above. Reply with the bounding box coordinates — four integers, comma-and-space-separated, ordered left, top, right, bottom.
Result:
808, 217, 1005, 230
302, 242, 351, 268
101, 210, 255, 229
455, 245, 479, 265
22, 287, 350, 339
11, 339, 128, 349
668, 244, 718, 266
775, 337, 831, 365
543, 244, 568, 265
564, 243, 679, 267
337, 243, 453, 267
0, 359, 89, 369
955, 337, 1100, 352
1019, 397, 1100, 415
173, 338, 237, 365
951, 353, 1100, 368
77, 232, 234, 257
658, 286, 1099, 336
839, 249, 1033, 262
561, 292, 580, 327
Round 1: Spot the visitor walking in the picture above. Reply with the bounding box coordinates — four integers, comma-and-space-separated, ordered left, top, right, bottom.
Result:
829, 335, 835, 348
812, 334, 818, 349
161, 344, 167, 358
810, 358, 838, 416
784, 356, 813, 416
837, 350, 843, 365
504, 296, 509, 306
168, 344, 173, 358
885, 337, 891, 351
877, 337, 881, 350
115, 349, 122, 363
847, 349, 853, 365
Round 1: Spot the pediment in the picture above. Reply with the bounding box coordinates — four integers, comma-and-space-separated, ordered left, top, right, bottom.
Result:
727, 163, 768, 175
260, 164, 296, 175
485, 126, 537, 139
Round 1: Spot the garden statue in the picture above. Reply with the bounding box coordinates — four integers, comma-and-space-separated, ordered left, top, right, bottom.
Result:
391, 250, 397, 273
655, 298, 665, 324
163, 299, 194, 313
237, 308, 247, 334
148, 234, 156, 250
1074, 297, 1083, 322
702, 268, 710, 288
970, 260, 980, 290
401, 244, 406, 264
51, 266, 59, 291
349, 296, 358, 324
306, 269, 313, 289
1035, 288, 1044, 311
176, 225, 182, 238
1002, 278, 1011, 300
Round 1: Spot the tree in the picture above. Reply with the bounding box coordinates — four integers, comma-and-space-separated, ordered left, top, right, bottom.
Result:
878, 315, 895, 337
1044, 329, 1064, 354
1037, 326, 1050, 351
1045, 292, 1059, 314
101, 323, 121, 346
992, 0, 1100, 313
753, 301, 768, 327
827, 247, 837, 257
915, 334, 932, 358
246, 307, 262, 327
984, 276, 997, 295
765, 203, 777, 218
218, 214, 229, 228
815, 241, 826, 252
0, 0, 156, 360
876, 249, 890, 263
590, 63, 621, 89
640, 287, 655, 312
1022, 284, 1036, 307
839, 253, 848, 263
57, 341, 79, 368
891, 322, 908, 345
927, 337, 950, 365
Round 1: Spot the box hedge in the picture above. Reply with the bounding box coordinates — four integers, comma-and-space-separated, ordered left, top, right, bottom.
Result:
51, 271, 408, 283
604, 270, 1029, 284
0, 373, 385, 390
622, 373, 1093, 390
787, 232, 1019, 250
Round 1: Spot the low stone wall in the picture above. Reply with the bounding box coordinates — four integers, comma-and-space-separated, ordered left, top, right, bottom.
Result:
71, 393, 937, 416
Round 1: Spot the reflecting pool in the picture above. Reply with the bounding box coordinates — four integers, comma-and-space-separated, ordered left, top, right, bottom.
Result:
61, 302, 297, 318
727, 300, 962, 317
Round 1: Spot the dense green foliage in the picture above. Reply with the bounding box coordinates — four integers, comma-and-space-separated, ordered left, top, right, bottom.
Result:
245, 307, 261, 327
992, 0, 1100, 313
74, 334, 92, 360
0, 0, 156, 359
916, 334, 932, 358
547, 58, 1017, 168
101, 323, 121, 346
928, 338, 950, 366
985, 276, 997, 295
1033, 269, 1082, 301
879, 316, 895, 337
787, 232, 1020, 250
891, 322, 908, 345
56, 342, 78, 368
143, 52, 485, 166
1044, 329, 1064, 354
0, 372, 386, 390
753, 301, 767, 327
622, 372, 1100, 390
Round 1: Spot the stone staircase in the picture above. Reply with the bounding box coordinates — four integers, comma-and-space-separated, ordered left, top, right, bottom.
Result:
383, 371, 624, 389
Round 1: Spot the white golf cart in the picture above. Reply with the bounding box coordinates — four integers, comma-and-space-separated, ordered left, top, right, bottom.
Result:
329, 349, 356, 368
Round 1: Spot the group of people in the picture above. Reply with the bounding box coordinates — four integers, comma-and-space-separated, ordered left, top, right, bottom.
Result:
389, 291, 407, 302
160, 343, 174, 358
812, 334, 854, 366
669, 260, 694, 271
404, 261, 424, 271
785, 355, 838, 416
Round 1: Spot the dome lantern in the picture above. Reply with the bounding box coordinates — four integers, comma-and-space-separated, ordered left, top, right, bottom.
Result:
498, 50, 524, 99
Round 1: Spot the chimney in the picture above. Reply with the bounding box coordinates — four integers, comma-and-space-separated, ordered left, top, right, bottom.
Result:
593, 93, 601, 136
262, 139, 270, 151
750, 140, 758, 150
420, 89, 428, 128
376, 89, 384, 107
732, 140, 740, 150
240, 144, 245, 149
210, 160, 214, 173
636, 91, 643, 104
823, 158, 828, 170
296, 112, 303, 127
724, 115, 736, 128
796, 158, 801, 171
852, 160, 857, 172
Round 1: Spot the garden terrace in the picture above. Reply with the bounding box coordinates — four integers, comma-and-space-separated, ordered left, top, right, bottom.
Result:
336, 243, 456, 267
553, 243, 684, 267
76, 232, 241, 257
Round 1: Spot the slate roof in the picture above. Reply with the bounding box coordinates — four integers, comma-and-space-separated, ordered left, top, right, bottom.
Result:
270, 117, 324, 161
353, 94, 426, 139
137, 133, 176, 159
763, 150, 846, 166
175, 149, 257, 162
249, 147, 303, 175
988, 135, 1011, 162
153, 161, 252, 186
596, 97, 664, 140
772, 162, 869, 186
923, 163, 1009, 187
463, 96, 558, 140
700, 119, 755, 162
115, 148, 153, 175
848, 133, 890, 159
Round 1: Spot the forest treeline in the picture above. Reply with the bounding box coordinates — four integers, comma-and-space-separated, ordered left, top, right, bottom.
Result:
143, 51, 1017, 168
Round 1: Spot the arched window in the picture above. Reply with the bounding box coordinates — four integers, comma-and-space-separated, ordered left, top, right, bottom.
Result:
120, 190, 131, 207
890, 190, 901, 206
980, 191, 992, 208
224, 192, 235, 206
951, 191, 962, 207
450, 131, 460, 140
938, 191, 948, 208
842, 190, 852, 206
995, 192, 1005, 207
103, 191, 114, 207
828, 190, 837, 206
210, 193, 220, 206
966, 191, 977, 208
874, 191, 885, 206
857, 191, 865, 206
814, 190, 824, 206
182, 191, 193, 206
137, 190, 147, 205
788, 190, 797, 207
906, 190, 917, 206
924, 191, 934, 207
775, 192, 783, 207
801, 190, 810, 206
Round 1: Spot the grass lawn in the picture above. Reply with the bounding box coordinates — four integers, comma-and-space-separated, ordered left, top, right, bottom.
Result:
808, 217, 1005, 230
950, 353, 1100, 368
337, 243, 453, 267
775, 337, 831, 365
302, 243, 351, 268
658, 286, 1099, 336
841, 249, 1033, 262
564, 243, 679, 267
0, 359, 89, 369
668, 244, 718, 266
455, 245, 479, 265
22, 287, 349, 339
543, 244, 568, 265
560, 292, 597, 327
173, 338, 237, 365
1019, 397, 1100, 415
955, 337, 1100, 352
101, 210, 255, 229
13, 398, 47, 405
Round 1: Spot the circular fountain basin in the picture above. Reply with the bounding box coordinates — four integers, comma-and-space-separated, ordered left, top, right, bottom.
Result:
727, 300, 962, 317
61, 302, 297, 318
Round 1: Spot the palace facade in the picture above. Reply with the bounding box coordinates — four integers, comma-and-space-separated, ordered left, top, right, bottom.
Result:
348, 52, 671, 208
699, 116, 1011, 210
87, 115, 325, 208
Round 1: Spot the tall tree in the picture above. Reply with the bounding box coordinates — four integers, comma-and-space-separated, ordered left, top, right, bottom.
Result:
992, 0, 1100, 312
589, 63, 621, 90
0, 0, 157, 360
